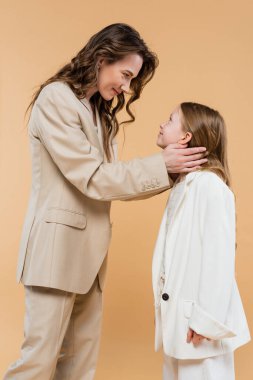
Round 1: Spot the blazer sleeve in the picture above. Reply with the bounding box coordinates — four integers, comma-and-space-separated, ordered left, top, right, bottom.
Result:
188, 176, 236, 340
31, 83, 171, 201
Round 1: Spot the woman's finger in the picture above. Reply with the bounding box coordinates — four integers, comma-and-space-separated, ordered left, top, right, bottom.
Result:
183, 158, 208, 168
181, 166, 202, 173
182, 153, 208, 163
164, 143, 188, 150
181, 146, 207, 156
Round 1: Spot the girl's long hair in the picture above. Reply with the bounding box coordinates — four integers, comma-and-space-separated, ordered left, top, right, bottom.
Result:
180, 102, 231, 186
26, 23, 159, 161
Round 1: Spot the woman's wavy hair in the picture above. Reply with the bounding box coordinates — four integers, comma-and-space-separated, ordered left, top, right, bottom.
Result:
26, 23, 159, 161
180, 102, 231, 186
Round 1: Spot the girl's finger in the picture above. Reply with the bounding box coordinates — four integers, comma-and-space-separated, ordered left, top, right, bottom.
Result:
186, 328, 194, 343
192, 333, 205, 345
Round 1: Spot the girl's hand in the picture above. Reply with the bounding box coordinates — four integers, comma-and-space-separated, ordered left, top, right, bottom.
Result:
187, 328, 210, 345
162, 143, 208, 173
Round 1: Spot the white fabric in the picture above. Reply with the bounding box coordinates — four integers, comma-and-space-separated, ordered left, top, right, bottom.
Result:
163, 352, 235, 380
152, 171, 251, 359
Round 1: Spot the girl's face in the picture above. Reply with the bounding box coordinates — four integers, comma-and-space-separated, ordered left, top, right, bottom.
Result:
96, 53, 143, 100
157, 106, 192, 148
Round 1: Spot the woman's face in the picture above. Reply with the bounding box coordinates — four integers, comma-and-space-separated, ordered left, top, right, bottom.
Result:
96, 53, 143, 100
157, 106, 191, 148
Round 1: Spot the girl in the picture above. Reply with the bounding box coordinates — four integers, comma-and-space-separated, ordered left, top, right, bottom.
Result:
152, 102, 251, 380
3, 25, 206, 379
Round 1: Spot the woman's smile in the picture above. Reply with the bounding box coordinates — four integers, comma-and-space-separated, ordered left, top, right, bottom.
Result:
112, 88, 121, 95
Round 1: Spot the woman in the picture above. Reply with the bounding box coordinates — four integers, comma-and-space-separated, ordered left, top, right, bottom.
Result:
4, 24, 207, 379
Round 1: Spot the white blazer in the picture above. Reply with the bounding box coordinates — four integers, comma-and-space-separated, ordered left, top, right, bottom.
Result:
152, 171, 250, 359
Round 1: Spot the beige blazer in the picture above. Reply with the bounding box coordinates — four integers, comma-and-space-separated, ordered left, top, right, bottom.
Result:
17, 81, 170, 294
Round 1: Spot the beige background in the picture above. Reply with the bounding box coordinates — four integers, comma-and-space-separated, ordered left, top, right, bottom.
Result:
0, 0, 252, 378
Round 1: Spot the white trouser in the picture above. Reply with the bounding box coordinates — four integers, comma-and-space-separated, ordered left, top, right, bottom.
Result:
163, 352, 235, 380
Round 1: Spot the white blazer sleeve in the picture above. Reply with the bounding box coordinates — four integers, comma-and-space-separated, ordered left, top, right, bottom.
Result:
188, 176, 236, 339
31, 83, 170, 201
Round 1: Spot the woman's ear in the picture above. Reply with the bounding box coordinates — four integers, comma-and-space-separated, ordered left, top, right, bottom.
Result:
178, 132, 192, 144
97, 58, 105, 69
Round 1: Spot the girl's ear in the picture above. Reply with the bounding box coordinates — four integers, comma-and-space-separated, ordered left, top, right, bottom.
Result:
178, 132, 192, 145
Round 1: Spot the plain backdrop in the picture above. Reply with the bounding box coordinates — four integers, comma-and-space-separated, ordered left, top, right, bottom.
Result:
0, 0, 252, 379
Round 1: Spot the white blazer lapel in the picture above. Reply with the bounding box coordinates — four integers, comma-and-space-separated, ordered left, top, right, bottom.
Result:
166, 172, 202, 227
152, 199, 170, 306
152, 172, 202, 306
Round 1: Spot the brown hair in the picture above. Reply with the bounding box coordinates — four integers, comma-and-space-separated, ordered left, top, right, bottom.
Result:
180, 102, 231, 186
25, 23, 158, 161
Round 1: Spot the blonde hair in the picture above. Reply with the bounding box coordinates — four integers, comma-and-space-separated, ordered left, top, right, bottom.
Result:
180, 102, 231, 186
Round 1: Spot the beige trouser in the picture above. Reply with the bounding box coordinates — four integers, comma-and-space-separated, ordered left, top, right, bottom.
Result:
3, 277, 102, 380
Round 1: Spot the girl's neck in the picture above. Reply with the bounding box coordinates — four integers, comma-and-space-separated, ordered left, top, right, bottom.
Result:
171, 173, 186, 185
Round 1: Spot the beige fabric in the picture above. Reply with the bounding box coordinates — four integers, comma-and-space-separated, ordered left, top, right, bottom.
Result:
3, 277, 102, 380
17, 81, 171, 294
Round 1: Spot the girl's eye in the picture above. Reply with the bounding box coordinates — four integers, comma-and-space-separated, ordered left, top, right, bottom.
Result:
124, 73, 130, 78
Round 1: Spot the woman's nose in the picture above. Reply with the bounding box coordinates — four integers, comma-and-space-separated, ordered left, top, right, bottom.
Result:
121, 83, 131, 94
121, 84, 130, 94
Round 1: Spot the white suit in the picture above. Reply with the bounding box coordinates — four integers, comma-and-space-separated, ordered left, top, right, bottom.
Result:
152, 171, 250, 362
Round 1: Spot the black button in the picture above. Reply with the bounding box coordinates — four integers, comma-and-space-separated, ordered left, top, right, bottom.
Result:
162, 293, 169, 301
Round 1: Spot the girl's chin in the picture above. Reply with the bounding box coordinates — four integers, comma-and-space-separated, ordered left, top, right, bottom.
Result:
156, 137, 165, 148
156, 142, 165, 149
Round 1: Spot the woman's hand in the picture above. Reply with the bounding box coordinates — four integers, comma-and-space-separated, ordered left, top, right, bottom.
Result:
162, 143, 208, 173
187, 328, 210, 345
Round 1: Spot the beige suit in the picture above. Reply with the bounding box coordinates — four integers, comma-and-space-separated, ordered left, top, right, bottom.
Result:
17, 81, 170, 294
4, 81, 171, 379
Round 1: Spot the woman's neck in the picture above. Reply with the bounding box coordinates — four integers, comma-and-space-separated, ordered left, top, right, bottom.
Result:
85, 87, 98, 101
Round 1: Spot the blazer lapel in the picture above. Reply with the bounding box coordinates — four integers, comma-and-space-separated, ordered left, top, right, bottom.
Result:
166, 171, 202, 227
95, 106, 104, 156
79, 98, 104, 156
162, 177, 192, 293
165, 177, 187, 229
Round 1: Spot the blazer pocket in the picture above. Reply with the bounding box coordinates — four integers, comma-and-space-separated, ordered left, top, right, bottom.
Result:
44, 208, 87, 229
183, 300, 194, 319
